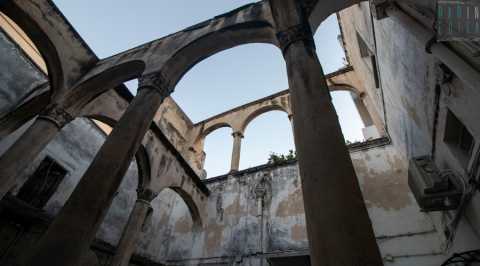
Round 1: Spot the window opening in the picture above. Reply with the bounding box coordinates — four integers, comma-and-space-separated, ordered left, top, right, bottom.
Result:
16, 156, 67, 208
444, 109, 475, 168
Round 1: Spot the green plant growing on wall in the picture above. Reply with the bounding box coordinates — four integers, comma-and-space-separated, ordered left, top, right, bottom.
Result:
268, 150, 296, 165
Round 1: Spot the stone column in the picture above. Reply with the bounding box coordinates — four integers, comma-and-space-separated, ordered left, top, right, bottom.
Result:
20, 73, 172, 266
230, 131, 243, 172
110, 188, 156, 266
269, 1, 383, 265
0, 104, 73, 200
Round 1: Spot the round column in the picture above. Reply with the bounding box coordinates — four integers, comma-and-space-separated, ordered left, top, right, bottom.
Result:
230, 131, 244, 172
19, 72, 172, 266
110, 188, 157, 266
269, 1, 383, 265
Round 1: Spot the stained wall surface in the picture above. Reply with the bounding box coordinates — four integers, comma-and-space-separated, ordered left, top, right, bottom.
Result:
138, 142, 465, 266
339, 0, 480, 258
1, 1, 480, 266
0, 22, 199, 265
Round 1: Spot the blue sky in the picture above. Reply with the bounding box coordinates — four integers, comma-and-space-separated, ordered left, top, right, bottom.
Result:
53, 0, 364, 177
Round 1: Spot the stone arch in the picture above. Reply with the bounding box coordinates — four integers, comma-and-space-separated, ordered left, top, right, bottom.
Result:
85, 114, 152, 191
329, 84, 376, 130
240, 105, 290, 133
329, 83, 360, 94
192, 122, 233, 154
0, 91, 51, 139
2, 0, 107, 94
67, 60, 146, 111
200, 122, 233, 141
168, 186, 203, 230
74, 2, 277, 105
309, 0, 365, 34
1, 3, 63, 96
153, 176, 206, 230
192, 122, 234, 175
163, 21, 277, 90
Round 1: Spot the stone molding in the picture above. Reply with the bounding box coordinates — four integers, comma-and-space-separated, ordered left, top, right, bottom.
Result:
38, 104, 74, 129
232, 131, 244, 139
276, 23, 315, 54
138, 72, 172, 97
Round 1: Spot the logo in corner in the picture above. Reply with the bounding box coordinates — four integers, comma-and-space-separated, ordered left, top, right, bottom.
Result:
436, 0, 480, 41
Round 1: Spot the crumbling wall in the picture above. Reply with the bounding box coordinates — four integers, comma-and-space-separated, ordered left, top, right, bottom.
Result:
339, 1, 480, 259
0, 19, 204, 264
154, 97, 194, 153
146, 143, 451, 265
0, 117, 139, 247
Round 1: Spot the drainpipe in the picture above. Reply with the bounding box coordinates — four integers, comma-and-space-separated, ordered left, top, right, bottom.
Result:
384, 4, 480, 91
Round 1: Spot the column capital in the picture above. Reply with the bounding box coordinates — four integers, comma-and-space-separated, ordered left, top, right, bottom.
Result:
138, 72, 172, 97
38, 104, 74, 129
276, 22, 315, 54
232, 131, 244, 139
136, 188, 157, 203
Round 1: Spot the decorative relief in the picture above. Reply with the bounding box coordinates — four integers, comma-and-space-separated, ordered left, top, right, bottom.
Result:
251, 173, 272, 205
138, 72, 172, 97
276, 23, 315, 53
38, 104, 74, 129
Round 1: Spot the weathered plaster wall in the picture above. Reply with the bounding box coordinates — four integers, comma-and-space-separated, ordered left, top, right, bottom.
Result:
153, 96, 195, 164
339, 1, 480, 258
139, 143, 455, 265
0, 117, 139, 246
0, 17, 199, 179
0, 23, 208, 264
0, 115, 207, 265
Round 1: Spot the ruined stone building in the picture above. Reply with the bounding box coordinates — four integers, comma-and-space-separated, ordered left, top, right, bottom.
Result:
0, 0, 480, 265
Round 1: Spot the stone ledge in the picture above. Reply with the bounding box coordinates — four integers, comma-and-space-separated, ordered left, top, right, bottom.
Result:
203, 137, 391, 184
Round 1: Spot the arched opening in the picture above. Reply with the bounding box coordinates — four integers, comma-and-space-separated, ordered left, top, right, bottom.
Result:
314, 14, 348, 74
0, 11, 49, 118
331, 91, 366, 143
313, 13, 372, 143
0, 12, 47, 73
139, 187, 198, 260
170, 41, 287, 177
203, 127, 233, 178
241, 110, 294, 169
53, 1, 257, 58
172, 43, 287, 122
